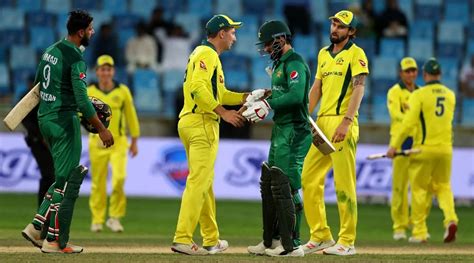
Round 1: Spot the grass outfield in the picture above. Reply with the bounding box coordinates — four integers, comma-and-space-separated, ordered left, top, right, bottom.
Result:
0, 193, 473, 262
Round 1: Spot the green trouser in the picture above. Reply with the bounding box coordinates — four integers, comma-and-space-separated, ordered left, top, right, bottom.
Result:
268, 122, 312, 247
32, 112, 82, 240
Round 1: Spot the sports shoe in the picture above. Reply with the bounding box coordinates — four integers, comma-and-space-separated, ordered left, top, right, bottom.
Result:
443, 222, 457, 243
203, 240, 229, 254
393, 231, 407, 241
171, 242, 208, 255
265, 245, 304, 257
248, 239, 281, 255
302, 239, 335, 255
21, 223, 43, 248
91, 224, 103, 233
323, 243, 356, 256
41, 239, 83, 253
408, 236, 427, 243
106, 218, 124, 232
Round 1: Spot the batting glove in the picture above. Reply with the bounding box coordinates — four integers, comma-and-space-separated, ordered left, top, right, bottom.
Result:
243, 99, 271, 123
246, 89, 266, 103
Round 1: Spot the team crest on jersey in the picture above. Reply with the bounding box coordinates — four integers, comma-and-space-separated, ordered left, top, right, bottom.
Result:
219, 75, 224, 83
290, 71, 299, 80
359, 59, 367, 67
199, 60, 207, 70
79, 72, 86, 80
276, 70, 283, 78
336, 58, 344, 65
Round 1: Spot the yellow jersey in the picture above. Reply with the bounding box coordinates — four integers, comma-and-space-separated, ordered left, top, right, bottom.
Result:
179, 40, 244, 120
391, 80, 455, 151
87, 82, 140, 138
387, 81, 419, 147
316, 41, 369, 117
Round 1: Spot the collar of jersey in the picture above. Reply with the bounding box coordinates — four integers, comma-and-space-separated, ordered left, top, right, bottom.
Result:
62, 38, 82, 52
278, 48, 295, 62
425, 80, 441, 85
398, 81, 419, 91
326, 40, 353, 58
201, 39, 217, 52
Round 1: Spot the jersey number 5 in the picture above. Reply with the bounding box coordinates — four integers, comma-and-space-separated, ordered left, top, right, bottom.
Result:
435, 97, 445, 116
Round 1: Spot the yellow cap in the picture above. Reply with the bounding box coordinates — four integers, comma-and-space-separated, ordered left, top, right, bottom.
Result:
400, 57, 417, 71
329, 10, 358, 28
96, 55, 114, 67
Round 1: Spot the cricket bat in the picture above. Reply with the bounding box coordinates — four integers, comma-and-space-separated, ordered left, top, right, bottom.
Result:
366, 148, 421, 160
308, 117, 336, 155
3, 83, 40, 131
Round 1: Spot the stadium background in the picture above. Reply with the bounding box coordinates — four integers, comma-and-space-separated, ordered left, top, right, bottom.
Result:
0, 0, 473, 260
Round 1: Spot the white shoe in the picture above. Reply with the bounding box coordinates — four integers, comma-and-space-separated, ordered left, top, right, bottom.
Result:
323, 243, 356, 256
393, 232, 407, 241
203, 240, 228, 254
41, 239, 83, 253
106, 218, 123, 233
264, 245, 304, 257
171, 242, 208, 255
22, 223, 43, 248
90, 224, 103, 233
443, 222, 457, 243
302, 239, 335, 254
408, 236, 427, 243
247, 239, 281, 255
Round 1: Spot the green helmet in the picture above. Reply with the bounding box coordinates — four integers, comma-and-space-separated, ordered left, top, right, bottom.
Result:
256, 20, 291, 45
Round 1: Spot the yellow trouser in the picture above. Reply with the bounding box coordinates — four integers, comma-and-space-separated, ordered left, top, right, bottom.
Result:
302, 116, 359, 246
409, 146, 458, 239
89, 135, 128, 225
391, 155, 411, 233
173, 114, 220, 246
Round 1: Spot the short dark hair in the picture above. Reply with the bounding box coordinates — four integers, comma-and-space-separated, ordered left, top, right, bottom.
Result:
207, 27, 232, 38
67, 10, 93, 35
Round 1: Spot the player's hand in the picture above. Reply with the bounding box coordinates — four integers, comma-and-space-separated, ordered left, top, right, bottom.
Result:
129, 141, 138, 158
99, 129, 114, 148
245, 89, 266, 103
243, 99, 271, 123
331, 119, 351, 143
221, 109, 246, 127
386, 147, 397, 158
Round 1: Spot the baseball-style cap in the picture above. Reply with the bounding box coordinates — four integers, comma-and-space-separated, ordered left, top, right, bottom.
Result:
423, 58, 442, 75
205, 14, 242, 35
400, 57, 417, 71
96, 55, 114, 67
329, 10, 358, 28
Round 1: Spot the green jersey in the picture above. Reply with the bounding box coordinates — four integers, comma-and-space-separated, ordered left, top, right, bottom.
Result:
267, 49, 311, 125
35, 39, 95, 120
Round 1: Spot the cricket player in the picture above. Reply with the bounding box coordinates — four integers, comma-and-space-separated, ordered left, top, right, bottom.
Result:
171, 14, 250, 255
245, 20, 312, 257
301, 10, 368, 256
21, 10, 114, 253
387, 58, 458, 243
87, 55, 140, 233
387, 57, 419, 241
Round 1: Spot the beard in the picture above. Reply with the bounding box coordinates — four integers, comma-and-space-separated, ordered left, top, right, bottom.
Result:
330, 33, 348, 44
80, 35, 91, 46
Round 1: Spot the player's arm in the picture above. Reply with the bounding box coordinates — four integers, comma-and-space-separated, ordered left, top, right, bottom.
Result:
71, 60, 114, 147
189, 55, 245, 127
123, 86, 140, 157
266, 61, 307, 110
308, 78, 322, 114
221, 87, 245, 106
387, 93, 421, 157
387, 88, 404, 122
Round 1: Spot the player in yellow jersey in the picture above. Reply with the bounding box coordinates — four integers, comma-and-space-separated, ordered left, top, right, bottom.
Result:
87, 55, 140, 233
171, 15, 260, 255
301, 10, 369, 256
387, 57, 419, 241
387, 58, 458, 243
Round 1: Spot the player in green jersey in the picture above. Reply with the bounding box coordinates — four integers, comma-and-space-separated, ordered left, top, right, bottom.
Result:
21, 10, 114, 254
245, 20, 312, 257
